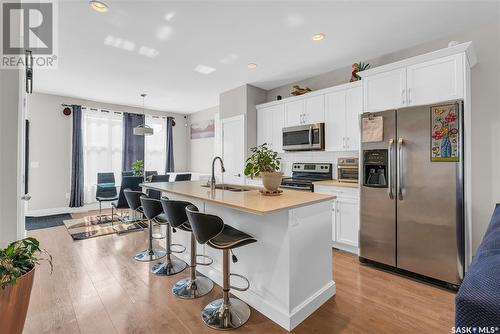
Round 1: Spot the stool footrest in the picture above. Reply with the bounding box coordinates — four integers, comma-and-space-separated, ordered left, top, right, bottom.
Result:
229, 273, 250, 292
170, 243, 186, 254
196, 254, 213, 266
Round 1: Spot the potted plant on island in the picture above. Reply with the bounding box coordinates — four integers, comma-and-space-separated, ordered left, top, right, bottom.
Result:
0, 237, 52, 334
244, 143, 283, 193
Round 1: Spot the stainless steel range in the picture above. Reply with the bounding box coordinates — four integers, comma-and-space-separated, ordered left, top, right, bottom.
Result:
280, 163, 333, 191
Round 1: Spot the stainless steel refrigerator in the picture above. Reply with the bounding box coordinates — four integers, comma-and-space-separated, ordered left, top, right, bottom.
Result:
359, 101, 464, 286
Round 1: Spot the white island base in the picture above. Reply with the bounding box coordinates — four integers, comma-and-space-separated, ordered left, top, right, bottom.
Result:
162, 193, 335, 331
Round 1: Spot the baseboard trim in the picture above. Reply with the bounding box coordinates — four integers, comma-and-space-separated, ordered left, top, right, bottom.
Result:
26, 202, 112, 217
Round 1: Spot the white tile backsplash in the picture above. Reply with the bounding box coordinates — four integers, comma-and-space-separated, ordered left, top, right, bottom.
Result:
278, 150, 359, 179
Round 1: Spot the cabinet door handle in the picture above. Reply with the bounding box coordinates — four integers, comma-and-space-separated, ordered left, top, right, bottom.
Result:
402, 89, 406, 105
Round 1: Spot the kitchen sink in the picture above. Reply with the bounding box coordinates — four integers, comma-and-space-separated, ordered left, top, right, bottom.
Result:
201, 184, 251, 192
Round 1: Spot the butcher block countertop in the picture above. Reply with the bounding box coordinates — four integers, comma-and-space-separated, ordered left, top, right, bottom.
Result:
313, 180, 360, 188
141, 181, 335, 215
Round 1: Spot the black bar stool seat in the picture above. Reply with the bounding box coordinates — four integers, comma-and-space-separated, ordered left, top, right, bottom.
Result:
208, 225, 256, 250
186, 205, 256, 330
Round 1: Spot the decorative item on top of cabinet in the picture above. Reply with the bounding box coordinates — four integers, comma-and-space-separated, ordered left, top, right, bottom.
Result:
350, 62, 370, 82
291, 85, 312, 96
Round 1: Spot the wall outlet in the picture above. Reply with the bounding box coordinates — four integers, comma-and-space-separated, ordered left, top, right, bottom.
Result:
65, 193, 70, 199
30, 161, 40, 169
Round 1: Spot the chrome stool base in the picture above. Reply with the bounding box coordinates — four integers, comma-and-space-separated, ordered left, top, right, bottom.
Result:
172, 275, 214, 299
202, 297, 251, 330
134, 248, 166, 262
151, 258, 186, 276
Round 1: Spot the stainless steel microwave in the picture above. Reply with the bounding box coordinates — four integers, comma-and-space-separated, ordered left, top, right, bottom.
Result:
282, 123, 325, 151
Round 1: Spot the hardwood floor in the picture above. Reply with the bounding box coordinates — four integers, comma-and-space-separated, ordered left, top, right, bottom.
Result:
25, 210, 455, 334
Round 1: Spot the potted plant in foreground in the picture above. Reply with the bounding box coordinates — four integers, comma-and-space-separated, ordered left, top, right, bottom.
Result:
0, 237, 52, 334
244, 143, 283, 193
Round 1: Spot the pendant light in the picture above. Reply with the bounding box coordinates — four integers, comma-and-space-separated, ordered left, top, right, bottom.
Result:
133, 93, 154, 136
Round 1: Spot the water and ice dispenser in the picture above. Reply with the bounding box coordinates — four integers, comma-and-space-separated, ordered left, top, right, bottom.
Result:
363, 149, 388, 187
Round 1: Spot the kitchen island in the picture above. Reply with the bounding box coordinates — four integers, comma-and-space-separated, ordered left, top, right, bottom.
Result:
141, 181, 336, 331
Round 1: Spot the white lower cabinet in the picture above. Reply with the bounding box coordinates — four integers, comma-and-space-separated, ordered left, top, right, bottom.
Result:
315, 185, 359, 254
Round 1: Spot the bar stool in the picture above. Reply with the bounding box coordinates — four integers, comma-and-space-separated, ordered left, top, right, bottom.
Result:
145, 196, 187, 276
123, 189, 147, 225
134, 196, 167, 262
161, 199, 214, 298
186, 205, 257, 330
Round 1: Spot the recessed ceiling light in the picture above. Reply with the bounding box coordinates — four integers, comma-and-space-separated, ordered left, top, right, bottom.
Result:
89, 0, 108, 13
194, 64, 216, 75
312, 33, 325, 41
247, 63, 258, 69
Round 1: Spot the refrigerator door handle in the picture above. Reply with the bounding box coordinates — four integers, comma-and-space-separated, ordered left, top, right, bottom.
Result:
388, 138, 394, 199
397, 138, 404, 200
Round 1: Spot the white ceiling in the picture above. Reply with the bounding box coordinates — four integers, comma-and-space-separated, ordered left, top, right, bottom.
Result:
35, 1, 499, 114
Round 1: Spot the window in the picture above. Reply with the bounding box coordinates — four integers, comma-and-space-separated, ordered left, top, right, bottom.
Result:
145, 115, 167, 175
82, 108, 123, 204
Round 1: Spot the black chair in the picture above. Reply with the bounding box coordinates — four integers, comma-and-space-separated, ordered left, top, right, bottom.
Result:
111, 176, 143, 224
147, 174, 170, 200
145, 170, 158, 178
124, 189, 146, 218
95, 172, 118, 222
122, 171, 134, 177
162, 200, 213, 298
134, 196, 167, 262
142, 196, 186, 275
186, 205, 256, 330
175, 173, 192, 181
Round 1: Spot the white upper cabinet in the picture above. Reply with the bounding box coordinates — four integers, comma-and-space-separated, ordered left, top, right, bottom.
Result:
325, 90, 346, 151
257, 107, 272, 147
406, 54, 464, 106
324, 83, 362, 152
284, 100, 304, 126
360, 43, 475, 112
303, 95, 325, 124
272, 104, 285, 153
345, 86, 362, 151
257, 104, 285, 153
363, 67, 407, 112
285, 95, 325, 126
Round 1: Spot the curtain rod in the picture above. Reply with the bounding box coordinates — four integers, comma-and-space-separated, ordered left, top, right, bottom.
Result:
61, 103, 175, 119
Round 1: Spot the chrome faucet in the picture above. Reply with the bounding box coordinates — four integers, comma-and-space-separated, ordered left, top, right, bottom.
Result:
210, 156, 226, 191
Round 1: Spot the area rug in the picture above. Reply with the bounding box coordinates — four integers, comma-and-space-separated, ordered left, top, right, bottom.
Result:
63, 216, 148, 240
26, 213, 73, 231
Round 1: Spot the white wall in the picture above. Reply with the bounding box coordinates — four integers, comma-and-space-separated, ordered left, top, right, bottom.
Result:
26, 92, 188, 213
267, 21, 500, 254
0, 69, 24, 247
187, 105, 219, 173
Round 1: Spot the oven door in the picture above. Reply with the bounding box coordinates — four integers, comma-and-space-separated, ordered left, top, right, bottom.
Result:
283, 123, 324, 151
338, 166, 359, 183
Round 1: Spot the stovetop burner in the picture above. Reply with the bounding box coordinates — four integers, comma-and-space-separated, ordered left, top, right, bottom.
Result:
280, 163, 333, 191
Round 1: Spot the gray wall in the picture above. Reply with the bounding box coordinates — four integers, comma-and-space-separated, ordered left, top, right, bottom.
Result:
26, 92, 188, 212
187, 105, 219, 173
0, 69, 24, 247
267, 21, 500, 254
219, 85, 247, 119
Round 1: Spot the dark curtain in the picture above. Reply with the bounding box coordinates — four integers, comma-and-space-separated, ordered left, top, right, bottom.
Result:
166, 117, 175, 172
122, 112, 145, 171
69, 105, 84, 207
